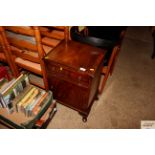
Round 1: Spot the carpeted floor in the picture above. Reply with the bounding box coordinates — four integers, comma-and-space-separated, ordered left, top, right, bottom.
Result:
0, 26, 155, 129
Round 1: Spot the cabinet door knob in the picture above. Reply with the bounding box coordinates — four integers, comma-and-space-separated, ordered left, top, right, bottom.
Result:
60, 67, 63, 71
90, 68, 94, 72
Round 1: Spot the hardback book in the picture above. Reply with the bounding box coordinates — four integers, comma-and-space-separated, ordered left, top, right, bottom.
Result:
0, 74, 30, 113
21, 91, 53, 129
35, 100, 57, 127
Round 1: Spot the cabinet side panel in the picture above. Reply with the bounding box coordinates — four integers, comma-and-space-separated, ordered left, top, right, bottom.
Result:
88, 60, 103, 105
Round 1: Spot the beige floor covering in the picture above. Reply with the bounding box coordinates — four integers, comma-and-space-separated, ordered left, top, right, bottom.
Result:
0, 26, 155, 129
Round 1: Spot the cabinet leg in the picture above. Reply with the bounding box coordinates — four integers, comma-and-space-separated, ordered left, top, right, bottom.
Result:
82, 116, 87, 122
78, 112, 88, 123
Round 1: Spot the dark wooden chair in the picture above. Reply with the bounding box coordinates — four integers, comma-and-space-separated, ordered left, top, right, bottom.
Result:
1, 26, 57, 90
70, 26, 126, 94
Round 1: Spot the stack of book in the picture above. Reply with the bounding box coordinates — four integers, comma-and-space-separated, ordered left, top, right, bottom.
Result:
0, 73, 57, 128
16, 86, 49, 117
0, 74, 29, 112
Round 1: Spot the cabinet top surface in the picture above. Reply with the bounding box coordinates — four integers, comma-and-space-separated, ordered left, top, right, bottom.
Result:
45, 40, 105, 75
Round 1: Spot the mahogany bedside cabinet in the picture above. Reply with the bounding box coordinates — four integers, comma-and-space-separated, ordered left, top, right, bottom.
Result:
44, 40, 105, 122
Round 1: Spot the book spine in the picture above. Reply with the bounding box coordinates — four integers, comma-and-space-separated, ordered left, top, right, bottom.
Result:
2, 73, 29, 96
1, 74, 23, 95
17, 87, 36, 109
22, 89, 39, 116
32, 92, 48, 115
25, 76, 30, 85
22, 89, 39, 109
13, 88, 17, 97
40, 100, 56, 122
21, 92, 52, 128
0, 94, 7, 108
26, 91, 46, 112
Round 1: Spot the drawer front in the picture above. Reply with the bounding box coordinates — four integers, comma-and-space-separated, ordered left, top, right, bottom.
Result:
46, 63, 91, 88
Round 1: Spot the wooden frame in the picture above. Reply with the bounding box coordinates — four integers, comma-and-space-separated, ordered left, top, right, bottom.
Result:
40, 26, 69, 43
0, 26, 19, 77
33, 26, 49, 90
99, 45, 120, 94
1, 26, 52, 90
99, 29, 126, 94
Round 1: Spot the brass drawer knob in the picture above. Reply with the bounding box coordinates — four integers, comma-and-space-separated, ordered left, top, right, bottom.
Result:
60, 67, 63, 71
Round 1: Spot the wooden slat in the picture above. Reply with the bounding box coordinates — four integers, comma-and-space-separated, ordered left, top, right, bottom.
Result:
99, 45, 120, 94
10, 46, 40, 63
15, 57, 42, 75
7, 37, 38, 51
29, 73, 45, 89
4, 26, 34, 36
41, 30, 64, 40
42, 45, 53, 54
42, 37, 61, 47
52, 26, 65, 30
39, 27, 49, 32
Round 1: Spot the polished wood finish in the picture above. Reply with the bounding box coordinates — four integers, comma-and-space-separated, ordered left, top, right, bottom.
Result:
42, 37, 61, 47
33, 26, 49, 90
6, 36, 37, 51
64, 26, 69, 42
44, 40, 105, 120
0, 32, 7, 62
40, 26, 69, 45
99, 45, 120, 93
10, 46, 40, 63
4, 26, 34, 36
99, 29, 126, 94
0, 26, 19, 77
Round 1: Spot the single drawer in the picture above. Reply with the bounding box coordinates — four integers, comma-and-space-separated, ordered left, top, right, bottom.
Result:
47, 63, 91, 87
